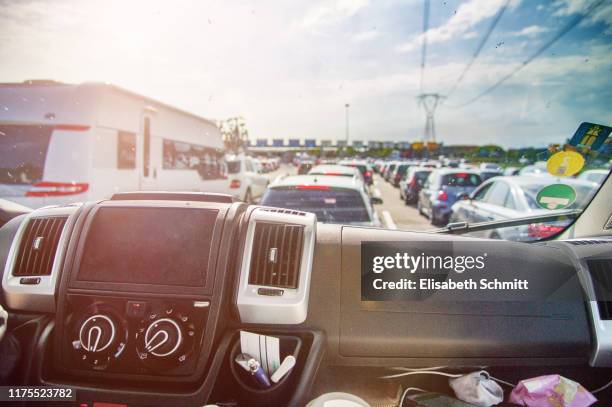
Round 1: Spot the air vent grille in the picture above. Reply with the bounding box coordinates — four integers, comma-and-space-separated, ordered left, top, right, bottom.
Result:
568, 240, 611, 246
260, 208, 307, 216
248, 222, 304, 289
13, 216, 67, 277
588, 259, 612, 320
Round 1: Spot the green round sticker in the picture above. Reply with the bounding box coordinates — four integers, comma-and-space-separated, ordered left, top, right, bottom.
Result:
536, 184, 577, 210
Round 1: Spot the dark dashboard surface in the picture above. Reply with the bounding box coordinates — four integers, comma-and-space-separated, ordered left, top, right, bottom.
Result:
0, 197, 609, 406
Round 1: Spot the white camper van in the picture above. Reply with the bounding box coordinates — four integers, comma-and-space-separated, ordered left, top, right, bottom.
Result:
0, 80, 230, 208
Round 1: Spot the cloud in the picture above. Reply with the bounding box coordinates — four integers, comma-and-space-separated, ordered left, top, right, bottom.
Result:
553, 0, 612, 26
300, 0, 369, 29
512, 25, 550, 37
396, 0, 521, 53
462, 31, 478, 39
352, 29, 379, 42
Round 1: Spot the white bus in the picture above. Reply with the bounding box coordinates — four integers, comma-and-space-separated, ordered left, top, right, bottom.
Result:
0, 80, 230, 208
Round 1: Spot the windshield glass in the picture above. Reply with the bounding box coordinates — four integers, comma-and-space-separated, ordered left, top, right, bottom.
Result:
0, 1, 610, 241
226, 161, 241, 174
261, 187, 370, 224
441, 173, 481, 187
0, 125, 53, 185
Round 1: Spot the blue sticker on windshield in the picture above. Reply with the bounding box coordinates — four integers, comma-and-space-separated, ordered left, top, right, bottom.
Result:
569, 122, 611, 153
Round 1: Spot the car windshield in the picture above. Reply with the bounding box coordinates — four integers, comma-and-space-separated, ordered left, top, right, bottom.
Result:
226, 161, 241, 174
261, 187, 370, 224
0, 1, 610, 242
441, 173, 481, 187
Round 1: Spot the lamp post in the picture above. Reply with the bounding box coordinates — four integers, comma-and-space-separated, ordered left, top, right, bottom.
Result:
345, 103, 350, 153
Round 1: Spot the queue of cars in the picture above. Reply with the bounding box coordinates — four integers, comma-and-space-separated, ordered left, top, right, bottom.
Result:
374, 157, 607, 240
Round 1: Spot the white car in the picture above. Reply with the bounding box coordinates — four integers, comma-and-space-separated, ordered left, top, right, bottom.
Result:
226, 155, 269, 202
260, 174, 382, 227
308, 165, 363, 182
577, 169, 609, 185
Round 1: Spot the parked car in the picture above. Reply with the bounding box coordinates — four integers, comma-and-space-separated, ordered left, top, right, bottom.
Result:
478, 169, 503, 182
390, 163, 414, 187
480, 162, 502, 172
449, 176, 598, 241
418, 169, 482, 225
297, 160, 314, 175
338, 160, 374, 185
399, 167, 433, 204
577, 169, 609, 185
261, 175, 382, 227
519, 161, 548, 176
226, 154, 269, 202
504, 166, 520, 176
383, 161, 399, 182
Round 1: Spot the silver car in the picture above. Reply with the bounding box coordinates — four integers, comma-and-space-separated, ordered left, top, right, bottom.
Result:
449, 175, 598, 241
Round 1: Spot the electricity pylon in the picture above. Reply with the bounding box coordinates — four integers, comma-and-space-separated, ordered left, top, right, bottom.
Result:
417, 93, 445, 143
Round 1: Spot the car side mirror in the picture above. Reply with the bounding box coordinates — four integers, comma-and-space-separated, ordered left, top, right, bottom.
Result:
371, 197, 383, 205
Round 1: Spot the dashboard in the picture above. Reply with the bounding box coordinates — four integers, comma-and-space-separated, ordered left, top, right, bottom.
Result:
0, 192, 611, 406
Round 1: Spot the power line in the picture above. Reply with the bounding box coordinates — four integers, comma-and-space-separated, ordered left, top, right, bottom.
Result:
445, 0, 511, 99
419, 0, 431, 93
449, 0, 606, 108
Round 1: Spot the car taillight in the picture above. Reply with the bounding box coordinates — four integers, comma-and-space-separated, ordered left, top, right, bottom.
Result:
409, 177, 417, 187
296, 185, 330, 190
230, 179, 241, 189
365, 171, 371, 178
527, 223, 565, 239
437, 190, 448, 201
26, 182, 89, 197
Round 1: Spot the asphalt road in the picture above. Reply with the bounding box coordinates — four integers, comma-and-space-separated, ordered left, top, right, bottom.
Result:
370, 174, 432, 231
264, 164, 432, 232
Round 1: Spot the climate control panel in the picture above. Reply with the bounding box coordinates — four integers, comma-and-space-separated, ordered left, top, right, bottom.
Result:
62, 294, 209, 377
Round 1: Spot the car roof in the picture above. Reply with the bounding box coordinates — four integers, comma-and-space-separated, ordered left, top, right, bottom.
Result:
431, 168, 480, 175
308, 164, 360, 175
582, 169, 609, 174
486, 175, 597, 189
270, 174, 365, 190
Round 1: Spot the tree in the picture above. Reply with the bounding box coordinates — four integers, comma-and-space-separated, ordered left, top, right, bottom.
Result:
219, 117, 249, 153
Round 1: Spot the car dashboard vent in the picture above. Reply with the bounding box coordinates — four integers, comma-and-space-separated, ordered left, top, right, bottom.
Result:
588, 259, 612, 320
13, 216, 68, 277
260, 207, 307, 216
248, 222, 304, 289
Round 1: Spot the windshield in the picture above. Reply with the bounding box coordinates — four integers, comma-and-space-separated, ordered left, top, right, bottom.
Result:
226, 161, 241, 174
261, 187, 371, 224
0, 125, 53, 185
0, 1, 610, 241
441, 173, 481, 187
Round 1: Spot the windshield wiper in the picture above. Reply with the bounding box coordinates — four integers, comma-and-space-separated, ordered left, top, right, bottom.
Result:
430, 209, 582, 235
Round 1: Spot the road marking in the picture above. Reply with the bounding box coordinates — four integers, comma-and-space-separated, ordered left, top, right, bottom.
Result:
381, 210, 397, 230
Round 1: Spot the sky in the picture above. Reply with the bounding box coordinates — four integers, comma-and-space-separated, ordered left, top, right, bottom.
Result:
0, 0, 611, 148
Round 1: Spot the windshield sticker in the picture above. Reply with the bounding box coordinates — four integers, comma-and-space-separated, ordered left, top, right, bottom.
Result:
569, 122, 611, 154
546, 150, 585, 177
536, 184, 577, 210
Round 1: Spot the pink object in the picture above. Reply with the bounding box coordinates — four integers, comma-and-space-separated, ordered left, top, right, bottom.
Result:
509, 375, 597, 407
